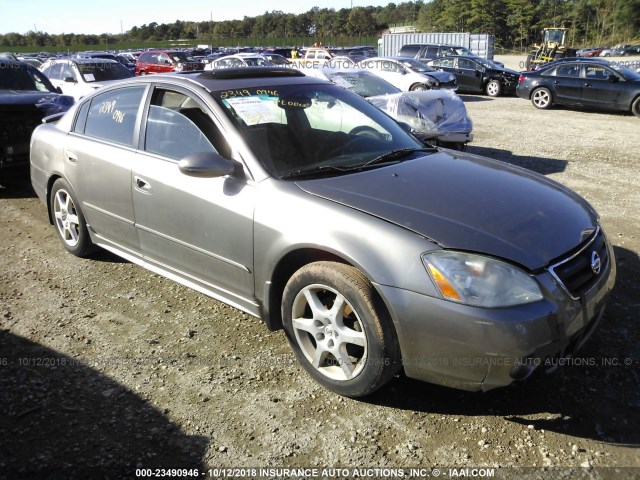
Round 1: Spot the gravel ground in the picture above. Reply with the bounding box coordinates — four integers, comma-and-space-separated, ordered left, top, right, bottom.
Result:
1, 56, 639, 479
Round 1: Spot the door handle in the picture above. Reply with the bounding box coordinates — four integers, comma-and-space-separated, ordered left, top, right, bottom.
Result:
554, 81, 560, 85
66, 151, 78, 163
134, 176, 152, 192
584, 83, 592, 87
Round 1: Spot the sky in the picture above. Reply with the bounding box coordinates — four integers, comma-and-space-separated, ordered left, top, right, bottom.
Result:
0, 0, 391, 35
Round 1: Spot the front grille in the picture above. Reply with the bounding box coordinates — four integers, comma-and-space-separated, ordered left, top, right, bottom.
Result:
549, 228, 609, 299
0, 107, 45, 167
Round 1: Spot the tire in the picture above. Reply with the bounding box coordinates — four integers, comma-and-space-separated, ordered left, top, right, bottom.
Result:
632, 97, 640, 118
410, 83, 428, 91
531, 87, 553, 109
485, 79, 502, 97
50, 178, 96, 257
282, 262, 400, 397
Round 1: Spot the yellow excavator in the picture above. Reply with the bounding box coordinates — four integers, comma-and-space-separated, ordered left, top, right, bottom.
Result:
526, 27, 577, 69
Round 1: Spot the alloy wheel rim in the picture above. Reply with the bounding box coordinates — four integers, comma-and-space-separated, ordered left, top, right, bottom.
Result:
53, 189, 80, 247
291, 284, 368, 381
533, 90, 549, 107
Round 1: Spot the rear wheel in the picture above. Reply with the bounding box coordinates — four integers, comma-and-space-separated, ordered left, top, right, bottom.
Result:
282, 262, 400, 397
410, 83, 428, 91
50, 178, 96, 257
632, 97, 640, 118
531, 87, 553, 109
485, 79, 502, 97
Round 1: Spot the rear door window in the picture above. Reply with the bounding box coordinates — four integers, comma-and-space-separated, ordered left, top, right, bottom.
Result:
83, 86, 146, 147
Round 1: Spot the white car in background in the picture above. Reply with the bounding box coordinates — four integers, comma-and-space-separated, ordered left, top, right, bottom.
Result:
204, 54, 274, 70
39, 58, 133, 100
302, 67, 473, 149
357, 56, 458, 91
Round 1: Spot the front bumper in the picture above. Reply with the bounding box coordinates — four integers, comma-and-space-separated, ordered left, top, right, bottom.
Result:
376, 241, 616, 391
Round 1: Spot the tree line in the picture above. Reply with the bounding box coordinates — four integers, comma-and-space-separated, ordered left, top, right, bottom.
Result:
1, 0, 638, 51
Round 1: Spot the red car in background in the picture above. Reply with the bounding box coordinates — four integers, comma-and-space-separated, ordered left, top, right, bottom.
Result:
135, 50, 202, 75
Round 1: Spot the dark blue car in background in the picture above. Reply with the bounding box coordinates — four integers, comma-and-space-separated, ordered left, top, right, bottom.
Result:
516, 58, 640, 117
1, 59, 74, 171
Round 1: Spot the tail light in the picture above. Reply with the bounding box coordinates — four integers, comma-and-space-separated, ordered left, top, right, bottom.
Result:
518, 74, 525, 83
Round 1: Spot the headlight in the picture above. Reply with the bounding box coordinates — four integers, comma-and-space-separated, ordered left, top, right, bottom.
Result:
422, 251, 543, 307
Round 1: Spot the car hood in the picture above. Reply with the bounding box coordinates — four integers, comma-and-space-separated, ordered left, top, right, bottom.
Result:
297, 151, 597, 270
0, 90, 59, 105
492, 67, 520, 78
0, 90, 74, 115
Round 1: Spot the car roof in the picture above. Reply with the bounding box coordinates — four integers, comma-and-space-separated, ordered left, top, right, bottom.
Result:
48, 58, 120, 65
121, 68, 327, 91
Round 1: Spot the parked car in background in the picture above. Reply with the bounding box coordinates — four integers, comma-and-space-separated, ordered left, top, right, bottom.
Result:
357, 57, 458, 91
397, 43, 474, 64
40, 58, 133, 100
301, 67, 473, 149
135, 50, 203, 75
600, 44, 640, 57
1, 59, 73, 170
115, 55, 136, 74
30, 68, 615, 397
618, 45, 640, 56
516, 59, 640, 117
428, 55, 520, 96
17, 57, 44, 69
261, 53, 291, 66
205, 54, 275, 70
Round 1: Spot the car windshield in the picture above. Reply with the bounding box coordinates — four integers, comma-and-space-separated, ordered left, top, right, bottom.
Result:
472, 57, 499, 69
242, 57, 272, 66
453, 47, 473, 55
398, 58, 438, 72
0, 62, 56, 92
213, 83, 426, 179
77, 62, 133, 82
171, 52, 196, 63
327, 71, 400, 97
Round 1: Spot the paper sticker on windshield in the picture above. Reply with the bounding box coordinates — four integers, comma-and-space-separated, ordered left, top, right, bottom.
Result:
83, 73, 96, 82
225, 96, 279, 125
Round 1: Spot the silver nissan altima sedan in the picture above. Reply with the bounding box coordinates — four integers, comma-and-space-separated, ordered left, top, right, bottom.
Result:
30, 68, 615, 397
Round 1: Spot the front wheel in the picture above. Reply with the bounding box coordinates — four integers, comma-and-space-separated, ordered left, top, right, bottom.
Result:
632, 97, 640, 118
485, 79, 502, 97
282, 262, 400, 397
410, 83, 428, 91
50, 178, 96, 257
531, 87, 553, 109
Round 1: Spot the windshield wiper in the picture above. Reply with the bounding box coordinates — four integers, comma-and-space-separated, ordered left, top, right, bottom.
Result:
280, 164, 350, 180
360, 147, 437, 169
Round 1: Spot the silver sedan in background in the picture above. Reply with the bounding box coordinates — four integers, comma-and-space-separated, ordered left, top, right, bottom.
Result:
30, 68, 615, 397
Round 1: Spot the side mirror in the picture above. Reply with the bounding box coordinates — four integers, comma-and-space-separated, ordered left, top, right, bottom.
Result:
474, 70, 481, 77
64, 77, 77, 83
397, 121, 413, 134
178, 152, 236, 178
607, 74, 618, 83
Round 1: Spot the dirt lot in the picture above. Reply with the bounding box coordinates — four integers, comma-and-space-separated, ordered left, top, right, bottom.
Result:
1, 56, 639, 479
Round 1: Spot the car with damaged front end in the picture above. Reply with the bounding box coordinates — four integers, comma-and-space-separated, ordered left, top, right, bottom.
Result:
30, 67, 615, 397
1, 59, 74, 171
